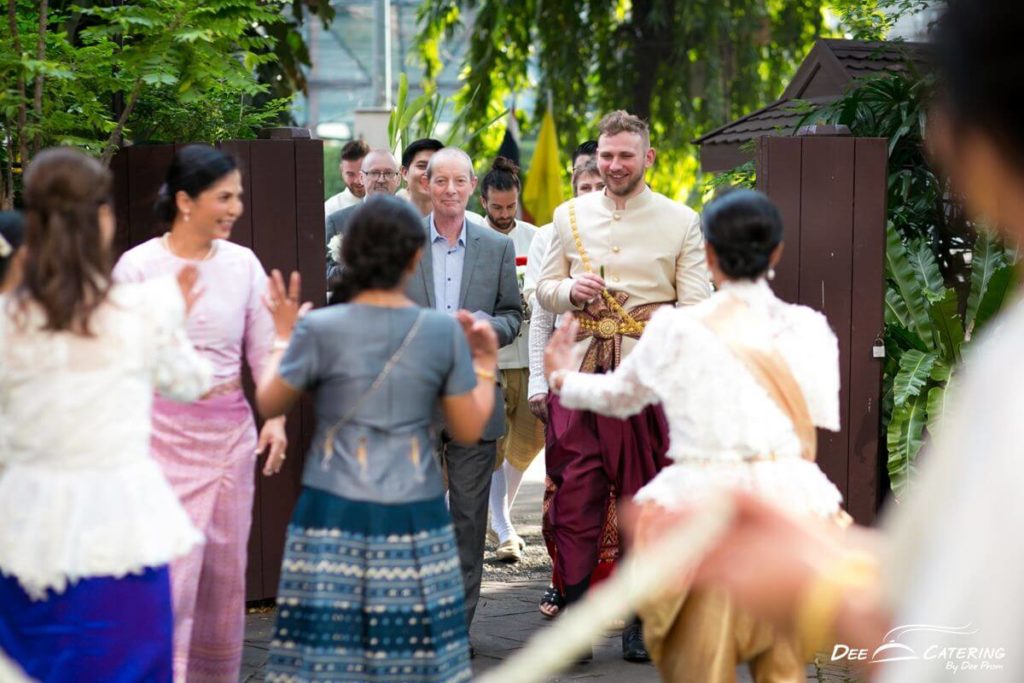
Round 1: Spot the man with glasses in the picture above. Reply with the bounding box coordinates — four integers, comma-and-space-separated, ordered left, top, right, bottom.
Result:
405, 147, 522, 647
325, 149, 402, 286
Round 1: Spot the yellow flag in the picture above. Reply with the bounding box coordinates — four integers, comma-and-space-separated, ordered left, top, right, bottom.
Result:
522, 108, 564, 226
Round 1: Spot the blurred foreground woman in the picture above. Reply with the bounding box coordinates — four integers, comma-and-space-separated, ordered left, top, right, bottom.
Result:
634, 1, 1024, 681
0, 148, 211, 681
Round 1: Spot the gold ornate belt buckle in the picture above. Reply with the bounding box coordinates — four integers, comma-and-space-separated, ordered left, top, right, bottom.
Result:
596, 317, 619, 339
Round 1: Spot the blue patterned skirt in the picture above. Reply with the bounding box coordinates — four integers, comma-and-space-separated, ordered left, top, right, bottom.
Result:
266, 488, 472, 683
0, 566, 173, 682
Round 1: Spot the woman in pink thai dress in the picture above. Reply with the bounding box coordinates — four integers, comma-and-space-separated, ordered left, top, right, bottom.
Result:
114, 144, 287, 683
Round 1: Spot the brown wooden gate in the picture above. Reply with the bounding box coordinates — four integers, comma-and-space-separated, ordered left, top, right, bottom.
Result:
756, 133, 887, 524
110, 131, 325, 600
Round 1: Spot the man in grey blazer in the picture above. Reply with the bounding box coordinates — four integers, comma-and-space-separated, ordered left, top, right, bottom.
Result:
405, 148, 522, 633
325, 148, 402, 286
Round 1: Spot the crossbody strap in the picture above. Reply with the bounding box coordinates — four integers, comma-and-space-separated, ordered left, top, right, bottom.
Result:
321, 309, 427, 468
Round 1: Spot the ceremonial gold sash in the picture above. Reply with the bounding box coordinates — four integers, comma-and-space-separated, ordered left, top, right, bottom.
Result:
701, 296, 817, 462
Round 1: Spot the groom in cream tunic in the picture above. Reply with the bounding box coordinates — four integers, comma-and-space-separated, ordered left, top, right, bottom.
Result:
536, 109, 710, 659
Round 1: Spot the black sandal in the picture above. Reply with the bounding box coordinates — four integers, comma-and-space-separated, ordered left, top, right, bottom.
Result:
538, 585, 565, 618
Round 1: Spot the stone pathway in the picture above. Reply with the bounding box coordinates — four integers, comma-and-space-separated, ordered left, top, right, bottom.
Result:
241, 456, 862, 681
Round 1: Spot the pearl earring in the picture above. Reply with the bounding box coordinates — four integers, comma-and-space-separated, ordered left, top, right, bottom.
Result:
767, 268, 776, 281
184, 212, 190, 222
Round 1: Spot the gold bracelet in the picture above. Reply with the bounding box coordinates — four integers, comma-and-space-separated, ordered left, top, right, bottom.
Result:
474, 366, 497, 382
795, 550, 879, 660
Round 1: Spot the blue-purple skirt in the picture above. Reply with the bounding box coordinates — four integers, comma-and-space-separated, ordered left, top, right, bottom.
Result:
0, 566, 173, 682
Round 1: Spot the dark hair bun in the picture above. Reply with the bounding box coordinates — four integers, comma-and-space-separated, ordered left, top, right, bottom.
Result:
702, 189, 784, 280
491, 156, 520, 176
154, 145, 237, 224
331, 195, 427, 303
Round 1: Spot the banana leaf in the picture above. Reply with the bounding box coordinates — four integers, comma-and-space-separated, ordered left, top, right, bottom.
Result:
927, 288, 964, 364
885, 226, 934, 346
905, 237, 946, 301
884, 286, 912, 330
887, 392, 927, 498
892, 349, 937, 407
973, 265, 1017, 334
926, 385, 947, 432
965, 231, 1007, 334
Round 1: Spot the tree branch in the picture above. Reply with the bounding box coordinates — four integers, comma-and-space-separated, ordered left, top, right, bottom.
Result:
99, 77, 144, 167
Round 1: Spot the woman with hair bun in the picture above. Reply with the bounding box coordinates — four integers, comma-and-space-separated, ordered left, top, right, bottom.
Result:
545, 188, 846, 681
0, 148, 211, 681
255, 194, 498, 682
114, 144, 286, 683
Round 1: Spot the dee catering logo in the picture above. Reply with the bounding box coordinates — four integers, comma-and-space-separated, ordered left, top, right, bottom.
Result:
831, 624, 1006, 674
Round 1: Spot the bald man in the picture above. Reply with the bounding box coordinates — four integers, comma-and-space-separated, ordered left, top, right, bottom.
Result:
325, 149, 402, 286
405, 148, 523, 638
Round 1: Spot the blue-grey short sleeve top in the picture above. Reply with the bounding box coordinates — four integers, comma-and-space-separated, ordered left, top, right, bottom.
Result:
279, 304, 476, 503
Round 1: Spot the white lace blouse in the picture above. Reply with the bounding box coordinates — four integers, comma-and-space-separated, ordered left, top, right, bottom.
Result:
0, 277, 211, 598
558, 279, 844, 517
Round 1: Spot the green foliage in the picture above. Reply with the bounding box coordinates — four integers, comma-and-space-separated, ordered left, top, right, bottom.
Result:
386, 73, 507, 160
415, 0, 874, 200
0, 0, 318, 206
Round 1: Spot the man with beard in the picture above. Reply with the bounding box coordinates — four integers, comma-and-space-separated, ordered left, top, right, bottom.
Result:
324, 139, 369, 216
479, 156, 544, 565
536, 110, 710, 661
326, 149, 402, 286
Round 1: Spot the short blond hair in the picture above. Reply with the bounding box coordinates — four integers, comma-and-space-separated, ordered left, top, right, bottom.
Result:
598, 110, 650, 146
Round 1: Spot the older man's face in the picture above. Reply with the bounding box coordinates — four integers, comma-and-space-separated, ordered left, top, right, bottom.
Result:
424, 156, 476, 220
361, 153, 401, 197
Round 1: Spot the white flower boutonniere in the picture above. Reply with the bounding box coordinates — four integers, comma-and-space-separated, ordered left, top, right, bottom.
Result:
327, 233, 343, 265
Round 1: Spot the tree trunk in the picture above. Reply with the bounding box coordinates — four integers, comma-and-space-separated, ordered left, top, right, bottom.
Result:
8, 0, 29, 168
628, 0, 669, 123
32, 0, 49, 155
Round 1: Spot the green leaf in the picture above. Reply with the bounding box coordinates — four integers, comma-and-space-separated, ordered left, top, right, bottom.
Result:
892, 349, 937, 407
973, 265, 1017, 335
905, 238, 946, 301
884, 287, 912, 329
927, 289, 964, 363
885, 225, 934, 345
965, 232, 1007, 334
887, 393, 927, 499
926, 385, 947, 432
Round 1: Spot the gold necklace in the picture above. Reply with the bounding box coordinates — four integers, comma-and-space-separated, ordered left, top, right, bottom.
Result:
162, 232, 216, 261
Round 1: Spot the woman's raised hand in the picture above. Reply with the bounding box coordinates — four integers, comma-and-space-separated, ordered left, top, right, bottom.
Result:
544, 316, 581, 383
455, 310, 498, 368
263, 269, 313, 340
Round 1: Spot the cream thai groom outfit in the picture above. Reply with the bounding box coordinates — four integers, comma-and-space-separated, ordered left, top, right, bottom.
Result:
406, 213, 522, 628
536, 185, 710, 609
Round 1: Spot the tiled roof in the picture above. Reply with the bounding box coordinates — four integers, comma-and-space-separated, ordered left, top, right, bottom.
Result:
697, 39, 930, 149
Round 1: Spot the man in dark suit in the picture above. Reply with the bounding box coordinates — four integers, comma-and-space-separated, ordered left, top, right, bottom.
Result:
325, 148, 402, 286
405, 147, 522, 633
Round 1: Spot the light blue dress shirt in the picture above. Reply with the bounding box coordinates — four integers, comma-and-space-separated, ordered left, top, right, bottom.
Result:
429, 216, 467, 314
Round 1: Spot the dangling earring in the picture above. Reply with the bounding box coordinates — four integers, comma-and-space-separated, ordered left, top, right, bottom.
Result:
767, 268, 776, 281
184, 212, 191, 222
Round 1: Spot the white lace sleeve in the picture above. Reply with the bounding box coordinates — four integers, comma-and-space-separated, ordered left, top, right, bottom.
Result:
802, 310, 840, 431
141, 278, 213, 401
528, 296, 555, 397
558, 308, 675, 418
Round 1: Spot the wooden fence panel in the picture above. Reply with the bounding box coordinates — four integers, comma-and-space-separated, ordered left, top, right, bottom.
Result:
847, 138, 888, 522
798, 137, 855, 497
757, 134, 887, 524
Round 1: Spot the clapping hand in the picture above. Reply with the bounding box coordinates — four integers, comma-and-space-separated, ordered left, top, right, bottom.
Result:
263, 269, 313, 340
455, 309, 498, 368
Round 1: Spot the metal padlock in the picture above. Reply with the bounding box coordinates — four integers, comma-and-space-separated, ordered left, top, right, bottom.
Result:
872, 337, 886, 359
